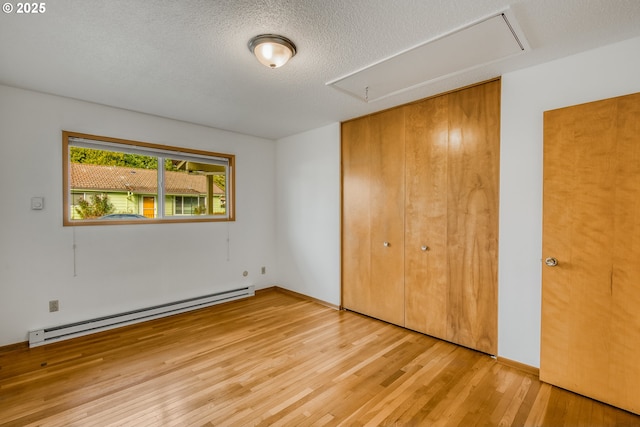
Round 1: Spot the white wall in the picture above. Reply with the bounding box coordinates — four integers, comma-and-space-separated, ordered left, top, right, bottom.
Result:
0, 85, 277, 346
275, 123, 341, 305
499, 35, 640, 367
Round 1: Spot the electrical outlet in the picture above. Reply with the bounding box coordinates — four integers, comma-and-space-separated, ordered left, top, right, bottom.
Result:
49, 300, 59, 312
261, 266, 266, 274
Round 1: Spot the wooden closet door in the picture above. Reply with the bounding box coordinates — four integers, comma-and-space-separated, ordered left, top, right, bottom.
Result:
342, 117, 372, 316
342, 108, 405, 325
404, 95, 449, 338
446, 81, 499, 354
541, 92, 640, 415
367, 108, 405, 325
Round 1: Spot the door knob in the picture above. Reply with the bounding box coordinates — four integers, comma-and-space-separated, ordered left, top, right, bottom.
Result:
383, 241, 390, 247
545, 257, 558, 267
421, 245, 429, 251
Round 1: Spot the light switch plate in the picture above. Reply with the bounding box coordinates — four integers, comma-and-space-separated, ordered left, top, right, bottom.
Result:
31, 197, 44, 210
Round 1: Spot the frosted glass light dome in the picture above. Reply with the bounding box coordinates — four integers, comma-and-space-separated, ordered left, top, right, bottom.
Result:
248, 34, 297, 69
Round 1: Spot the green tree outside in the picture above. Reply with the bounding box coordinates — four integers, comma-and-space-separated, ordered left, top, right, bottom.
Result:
70, 147, 178, 170
75, 194, 115, 219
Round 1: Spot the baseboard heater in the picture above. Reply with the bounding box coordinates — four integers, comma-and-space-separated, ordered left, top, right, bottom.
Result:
28, 285, 255, 347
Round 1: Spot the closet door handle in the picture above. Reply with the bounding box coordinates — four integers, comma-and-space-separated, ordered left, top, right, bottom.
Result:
383, 241, 390, 247
545, 257, 558, 267
421, 245, 429, 251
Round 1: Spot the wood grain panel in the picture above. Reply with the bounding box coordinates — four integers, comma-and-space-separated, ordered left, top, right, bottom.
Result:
2, 290, 638, 426
445, 80, 500, 354
342, 108, 405, 325
542, 98, 617, 397
540, 104, 576, 382
541, 92, 640, 415
404, 95, 449, 337
342, 80, 499, 354
341, 117, 372, 315
610, 93, 640, 413
368, 107, 406, 325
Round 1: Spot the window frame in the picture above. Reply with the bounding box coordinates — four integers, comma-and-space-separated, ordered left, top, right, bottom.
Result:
62, 131, 235, 226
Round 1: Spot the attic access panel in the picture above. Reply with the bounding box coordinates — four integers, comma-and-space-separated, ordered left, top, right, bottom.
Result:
327, 12, 527, 103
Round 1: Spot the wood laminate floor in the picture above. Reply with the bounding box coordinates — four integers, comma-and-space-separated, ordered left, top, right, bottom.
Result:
1, 289, 638, 426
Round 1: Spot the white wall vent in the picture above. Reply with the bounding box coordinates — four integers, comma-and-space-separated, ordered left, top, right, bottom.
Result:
327, 10, 529, 103
28, 286, 255, 347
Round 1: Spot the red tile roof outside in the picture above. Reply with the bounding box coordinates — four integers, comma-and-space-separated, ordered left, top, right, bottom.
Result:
71, 163, 224, 195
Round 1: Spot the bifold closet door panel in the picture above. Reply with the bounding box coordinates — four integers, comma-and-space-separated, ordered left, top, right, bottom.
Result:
342, 117, 373, 316
342, 108, 405, 326
367, 108, 406, 325
404, 95, 449, 338
446, 81, 500, 355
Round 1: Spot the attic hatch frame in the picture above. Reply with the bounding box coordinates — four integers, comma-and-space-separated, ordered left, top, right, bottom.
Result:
327, 9, 529, 103
62, 130, 235, 225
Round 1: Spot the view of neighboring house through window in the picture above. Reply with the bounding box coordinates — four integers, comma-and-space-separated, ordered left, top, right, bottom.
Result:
63, 131, 234, 225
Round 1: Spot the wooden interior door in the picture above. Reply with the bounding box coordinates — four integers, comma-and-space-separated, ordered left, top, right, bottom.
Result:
341, 109, 405, 326
404, 95, 450, 338
445, 81, 500, 354
541, 92, 640, 415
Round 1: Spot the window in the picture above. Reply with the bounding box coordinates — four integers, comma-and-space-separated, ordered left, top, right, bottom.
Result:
174, 196, 206, 215
63, 131, 235, 225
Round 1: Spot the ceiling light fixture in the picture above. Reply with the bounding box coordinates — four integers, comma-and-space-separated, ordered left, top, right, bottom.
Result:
248, 34, 297, 69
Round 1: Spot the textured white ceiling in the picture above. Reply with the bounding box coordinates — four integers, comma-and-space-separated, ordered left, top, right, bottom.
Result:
1, 0, 640, 140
